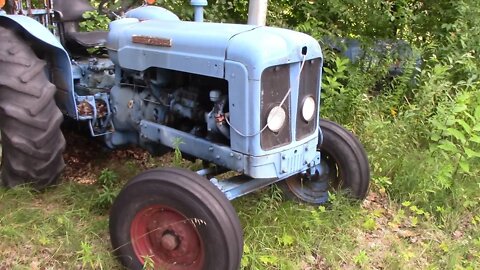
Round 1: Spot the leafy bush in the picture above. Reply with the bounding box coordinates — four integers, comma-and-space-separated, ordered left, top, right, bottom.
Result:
79, 11, 111, 31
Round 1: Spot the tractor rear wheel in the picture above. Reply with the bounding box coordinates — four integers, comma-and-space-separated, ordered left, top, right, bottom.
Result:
0, 26, 65, 188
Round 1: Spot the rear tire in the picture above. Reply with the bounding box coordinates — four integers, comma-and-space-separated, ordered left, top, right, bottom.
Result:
0, 26, 65, 188
110, 168, 243, 270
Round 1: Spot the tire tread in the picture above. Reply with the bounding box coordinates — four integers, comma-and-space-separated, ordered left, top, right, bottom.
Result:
0, 26, 65, 188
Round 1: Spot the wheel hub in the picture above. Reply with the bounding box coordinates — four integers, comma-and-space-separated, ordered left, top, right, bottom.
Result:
160, 232, 179, 251
130, 205, 204, 269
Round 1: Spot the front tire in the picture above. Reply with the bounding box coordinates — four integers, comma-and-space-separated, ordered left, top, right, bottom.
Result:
109, 168, 243, 270
280, 119, 370, 204
0, 26, 65, 188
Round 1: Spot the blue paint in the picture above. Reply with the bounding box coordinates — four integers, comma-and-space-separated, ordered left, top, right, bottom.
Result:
125, 6, 180, 21
108, 19, 258, 78
141, 120, 320, 179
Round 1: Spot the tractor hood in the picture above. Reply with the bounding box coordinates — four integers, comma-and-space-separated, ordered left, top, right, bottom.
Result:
227, 26, 322, 80
108, 19, 257, 78
108, 19, 322, 79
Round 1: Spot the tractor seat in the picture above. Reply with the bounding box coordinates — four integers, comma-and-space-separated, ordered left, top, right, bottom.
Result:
67, 31, 108, 47
53, 0, 108, 48
64, 29, 108, 47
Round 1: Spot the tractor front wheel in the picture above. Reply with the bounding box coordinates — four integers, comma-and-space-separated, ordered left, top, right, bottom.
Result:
0, 26, 65, 188
109, 168, 243, 270
280, 119, 370, 204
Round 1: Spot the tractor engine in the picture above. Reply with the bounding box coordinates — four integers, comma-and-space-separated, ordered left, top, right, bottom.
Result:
71, 56, 231, 147
109, 68, 231, 145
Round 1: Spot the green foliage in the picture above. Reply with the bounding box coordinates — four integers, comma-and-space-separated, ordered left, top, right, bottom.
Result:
142, 255, 155, 270
172, 137, 184, 167
77, 240, 103, 269
79, 11, 111, 31
92, 169, 120, 212
353, 250, 369, 266
321, 56, 353, 120
97, 168, 117, 187
295, 0, 480, 220
236, 190, 363, 270
93, 185, 119, 211
362, 217, 377, 231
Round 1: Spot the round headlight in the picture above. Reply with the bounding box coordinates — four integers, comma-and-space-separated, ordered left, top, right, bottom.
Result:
302, 96, 316, 122
267, 106, 286, 132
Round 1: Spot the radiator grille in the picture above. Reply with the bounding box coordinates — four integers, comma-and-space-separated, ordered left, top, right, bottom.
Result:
296, 58, 321, 140
260, 64, 291, 150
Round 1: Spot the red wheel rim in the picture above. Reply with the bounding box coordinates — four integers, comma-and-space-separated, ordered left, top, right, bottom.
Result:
130, 205, 205, 270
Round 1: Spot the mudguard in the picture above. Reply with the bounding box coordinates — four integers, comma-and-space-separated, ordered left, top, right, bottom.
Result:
0, 14, 77, 118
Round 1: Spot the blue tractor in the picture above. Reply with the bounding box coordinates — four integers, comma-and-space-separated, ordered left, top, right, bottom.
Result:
0, 0, 370, 269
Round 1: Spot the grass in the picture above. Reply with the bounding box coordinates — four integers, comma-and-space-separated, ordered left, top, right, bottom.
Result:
0, 183, 116, 269
1, 148, 479, 269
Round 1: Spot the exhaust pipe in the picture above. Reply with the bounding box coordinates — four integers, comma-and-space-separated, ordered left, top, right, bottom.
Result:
247, 0, 268, 26
191, 0, 207, 22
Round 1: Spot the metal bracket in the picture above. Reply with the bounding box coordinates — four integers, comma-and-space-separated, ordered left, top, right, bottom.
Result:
76, 93, 115, 137
140, 120, 245, 172
210, 175, 282, 200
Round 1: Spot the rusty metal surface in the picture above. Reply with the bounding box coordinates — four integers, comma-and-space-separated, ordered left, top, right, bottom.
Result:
77, 100, 93, 116
132, 35, 173, 47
